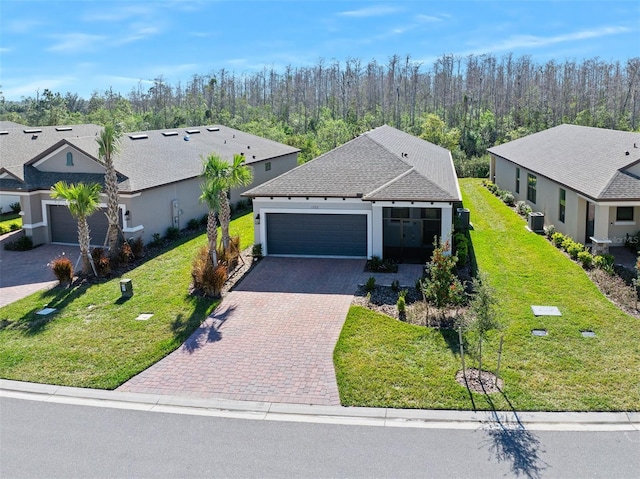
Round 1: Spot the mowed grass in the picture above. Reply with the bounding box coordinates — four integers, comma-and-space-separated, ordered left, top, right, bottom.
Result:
0, 212, 253, 389
335, 180, 640, 411
0, 213, 22, 231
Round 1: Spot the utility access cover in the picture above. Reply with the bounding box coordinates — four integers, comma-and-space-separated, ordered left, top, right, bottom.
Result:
36, 307, 56, 316
531, 305, 561, 316
135, 314, 153, 321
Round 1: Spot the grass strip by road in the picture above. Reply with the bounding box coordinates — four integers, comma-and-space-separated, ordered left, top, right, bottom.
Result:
335, 179, 640, 411
0, 212, 253, 389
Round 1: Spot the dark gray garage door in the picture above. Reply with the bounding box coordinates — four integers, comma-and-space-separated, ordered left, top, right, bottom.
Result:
49, 205, 109, 245
266, 213, 367, 256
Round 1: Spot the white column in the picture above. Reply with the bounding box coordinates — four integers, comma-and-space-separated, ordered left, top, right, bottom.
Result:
593, 203, 609, 240
441, 205, 453, 253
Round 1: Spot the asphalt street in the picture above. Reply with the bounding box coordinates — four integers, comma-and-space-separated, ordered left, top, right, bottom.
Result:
2, 396, 639, 479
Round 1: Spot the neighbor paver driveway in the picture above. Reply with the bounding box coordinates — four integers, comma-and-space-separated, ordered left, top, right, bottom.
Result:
118, 257, 367, 405
0, 241, 80, 308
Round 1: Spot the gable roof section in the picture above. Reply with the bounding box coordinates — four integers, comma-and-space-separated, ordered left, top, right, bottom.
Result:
243, 125, 460, 202
488, 124, 640, 200
0, 124, 299, 193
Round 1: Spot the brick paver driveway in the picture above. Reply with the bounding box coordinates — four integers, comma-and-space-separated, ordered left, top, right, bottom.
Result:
0, 240, 80, 308
118, 257, 367, 406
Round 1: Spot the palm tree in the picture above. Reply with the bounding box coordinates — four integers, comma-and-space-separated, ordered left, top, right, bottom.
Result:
200, 154, 225, 265
51, 181, 102, 275
96, 124, 122, 258
219, 154, 253, 251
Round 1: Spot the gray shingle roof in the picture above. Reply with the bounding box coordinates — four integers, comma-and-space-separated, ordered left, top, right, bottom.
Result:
1, 124, 299, 193
488, 124, 640, 200
243, 125, 460, 202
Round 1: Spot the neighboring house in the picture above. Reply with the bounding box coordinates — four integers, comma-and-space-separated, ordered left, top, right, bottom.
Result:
489, 124, 640, 247
0, 123, 299, 245
243, 125, 461, 263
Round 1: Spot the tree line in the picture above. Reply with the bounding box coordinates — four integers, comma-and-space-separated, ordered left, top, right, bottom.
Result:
2, 53, 639, 176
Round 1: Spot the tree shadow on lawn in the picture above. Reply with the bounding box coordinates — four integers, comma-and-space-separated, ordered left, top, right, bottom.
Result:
479, 385, 548, 479
171, 295, 237, 353
3, 282, 90, 336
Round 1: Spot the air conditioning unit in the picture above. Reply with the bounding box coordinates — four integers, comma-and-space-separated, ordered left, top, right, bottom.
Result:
456, 208, 470, 230
528, 212, 545, 233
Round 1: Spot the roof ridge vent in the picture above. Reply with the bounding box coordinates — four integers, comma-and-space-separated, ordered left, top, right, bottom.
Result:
162, 131, 178, 137
185, 129, 200, 134
129, 134, 148, 140
24, 128, 42, 134
207, 127, 220, 132
55, 127, 72, 131
0, 131, 8, 135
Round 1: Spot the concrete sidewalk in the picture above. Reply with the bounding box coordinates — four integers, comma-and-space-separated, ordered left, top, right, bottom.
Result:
3, 379, 639, 432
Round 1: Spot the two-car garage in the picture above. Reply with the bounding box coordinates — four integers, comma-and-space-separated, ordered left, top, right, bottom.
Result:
265, 212, 368, 257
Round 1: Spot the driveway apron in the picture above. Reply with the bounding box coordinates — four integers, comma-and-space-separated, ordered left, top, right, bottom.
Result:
118, 257, 366, 406
0, 242, 81, 308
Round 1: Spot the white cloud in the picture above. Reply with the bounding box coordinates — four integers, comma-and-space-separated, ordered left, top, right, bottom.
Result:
46, 33, 107, 53
82, 5, 155, 22
2, 77, 76, 99
115, 25, 162, 45
0, 47, 12, 54
415, 14, 445, 23
338, 6, 402, 18
4, 19, 43, 34
468, 26, 632, 55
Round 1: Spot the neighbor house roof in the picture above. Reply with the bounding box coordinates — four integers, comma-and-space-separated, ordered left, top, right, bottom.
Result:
243, 125, 461, 202
488, 124, 640, 200
1, 124, 299, 193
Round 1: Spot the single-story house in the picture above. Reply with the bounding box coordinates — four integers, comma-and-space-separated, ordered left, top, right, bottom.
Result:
243, 125, 461, 263
489, 124, 640, 248
0, 122, 299, 246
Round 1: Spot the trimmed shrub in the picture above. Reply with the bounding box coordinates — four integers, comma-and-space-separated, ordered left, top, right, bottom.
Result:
551, 232, 565, 248
4, 235, 33, 251
9, 223, 20, 231
501, 191, 515, 206
9, 202, 21, 214
566, 242, 585, 260
544, 224, 556, 238
561, 236, 575, 252
252, 243, 263, 259
515, 201, 532, 217
0, 225, 8, 235
577, 250, 593, 269
165, 226, 180, 241
187, 218, 200, 230
397, 294, 406, 316
50, 256, 73, 283
391, 279, 400, 292
117, 241, 134, 266
365, 276, 376, 292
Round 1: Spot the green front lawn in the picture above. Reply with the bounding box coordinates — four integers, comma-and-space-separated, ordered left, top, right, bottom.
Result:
335, 179, 640, 411
0, 213, 22, 232
0, 213, 253, 389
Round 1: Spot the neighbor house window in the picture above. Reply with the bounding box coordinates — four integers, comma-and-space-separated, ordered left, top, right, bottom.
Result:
616, 206, 634, 222
66, 152, 73, 166
527, 173, 537, 204
559, 188, 566, 223
265, 162, 271, 171
515, 167, 520, 194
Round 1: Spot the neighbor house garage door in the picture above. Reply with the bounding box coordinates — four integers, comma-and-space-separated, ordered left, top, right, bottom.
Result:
49, 205, 109, 245
266, 213, 367, 256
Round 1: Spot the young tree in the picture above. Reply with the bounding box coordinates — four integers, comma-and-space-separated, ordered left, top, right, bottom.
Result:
464, 272, 501, 378
96, 124, 122, 258
50, 181, 102, 275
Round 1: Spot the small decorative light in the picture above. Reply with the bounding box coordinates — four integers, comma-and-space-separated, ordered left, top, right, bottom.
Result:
255, 214, 260, 225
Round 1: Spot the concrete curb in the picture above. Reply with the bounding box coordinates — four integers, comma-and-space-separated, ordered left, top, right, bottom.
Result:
2, 379, 639, 431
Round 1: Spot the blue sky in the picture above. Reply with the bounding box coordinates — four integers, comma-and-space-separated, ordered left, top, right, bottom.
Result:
1, 0, 638, 101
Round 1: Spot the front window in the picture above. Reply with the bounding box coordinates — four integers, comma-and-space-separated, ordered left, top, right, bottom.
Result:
559, 188, 566, 223
527, 173, 537, 204
616, 206, 634, 222
515, 167, 520, 194
265, 162, 271, 171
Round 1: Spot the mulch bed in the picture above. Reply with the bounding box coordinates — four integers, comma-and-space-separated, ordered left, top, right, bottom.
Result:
456, 368, 503, 394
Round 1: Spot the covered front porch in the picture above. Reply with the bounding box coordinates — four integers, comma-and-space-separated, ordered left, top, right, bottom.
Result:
580, 198, 640, 249
371, 202, 454, 264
